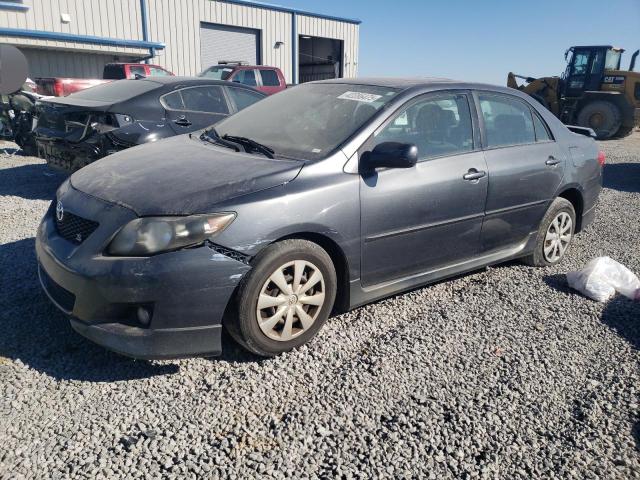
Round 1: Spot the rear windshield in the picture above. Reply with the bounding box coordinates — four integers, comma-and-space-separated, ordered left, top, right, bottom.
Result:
68, 80, 160, 102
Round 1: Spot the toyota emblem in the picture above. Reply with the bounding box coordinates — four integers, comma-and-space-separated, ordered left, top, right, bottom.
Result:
56, 201, 64, 222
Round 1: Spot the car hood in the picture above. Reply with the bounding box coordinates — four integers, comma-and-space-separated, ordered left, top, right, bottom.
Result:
70, 135, 303, 215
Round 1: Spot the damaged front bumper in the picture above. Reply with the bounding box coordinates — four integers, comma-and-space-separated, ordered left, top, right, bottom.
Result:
35, 188, 251, 359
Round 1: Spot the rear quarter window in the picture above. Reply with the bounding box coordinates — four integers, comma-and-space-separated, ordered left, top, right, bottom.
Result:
532, 111, 553, 142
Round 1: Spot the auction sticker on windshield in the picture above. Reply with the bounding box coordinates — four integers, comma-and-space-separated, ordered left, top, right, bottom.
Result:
337, 91, 383, 103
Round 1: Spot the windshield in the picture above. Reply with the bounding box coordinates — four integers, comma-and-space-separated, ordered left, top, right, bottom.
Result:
69, 79, 159, 102
200, 66, 234, 80
214, 83, 400, 160
605, 49, 622, 70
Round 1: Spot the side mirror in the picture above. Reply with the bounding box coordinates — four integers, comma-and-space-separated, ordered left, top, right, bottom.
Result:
361, 142, 418, 170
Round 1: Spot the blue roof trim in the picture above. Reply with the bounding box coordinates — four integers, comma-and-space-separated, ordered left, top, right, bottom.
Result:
0, 28, 165, 50
219, 0, 361, 24
0, 1, 29, 11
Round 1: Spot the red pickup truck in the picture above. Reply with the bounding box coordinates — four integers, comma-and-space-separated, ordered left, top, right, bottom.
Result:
35, 63, 174, 97
199, 62, 286, 95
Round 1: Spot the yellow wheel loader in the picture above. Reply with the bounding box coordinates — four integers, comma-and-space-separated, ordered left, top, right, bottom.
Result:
508, 46, 640, 139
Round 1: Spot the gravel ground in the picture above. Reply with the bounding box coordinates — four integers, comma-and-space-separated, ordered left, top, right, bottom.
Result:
0, 135, 639, 479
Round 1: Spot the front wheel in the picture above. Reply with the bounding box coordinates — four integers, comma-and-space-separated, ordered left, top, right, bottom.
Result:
522, 197, 576, 267
225, 239, 337, 357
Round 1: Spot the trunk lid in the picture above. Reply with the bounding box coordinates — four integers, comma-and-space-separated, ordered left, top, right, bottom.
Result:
35, 102, 110, 143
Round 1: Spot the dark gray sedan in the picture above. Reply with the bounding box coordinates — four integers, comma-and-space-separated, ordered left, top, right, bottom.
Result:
36, 78, 603, 358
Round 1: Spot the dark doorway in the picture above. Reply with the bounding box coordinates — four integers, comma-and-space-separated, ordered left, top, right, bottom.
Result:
298, 35, 343, 83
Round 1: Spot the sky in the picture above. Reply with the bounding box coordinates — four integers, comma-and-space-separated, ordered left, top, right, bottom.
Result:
273, 0, 640, 85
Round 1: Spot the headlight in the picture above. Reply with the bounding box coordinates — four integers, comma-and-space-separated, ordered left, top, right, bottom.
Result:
107, 213, 235, 256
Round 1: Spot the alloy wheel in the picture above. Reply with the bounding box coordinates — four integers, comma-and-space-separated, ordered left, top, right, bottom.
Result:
543, 212, 572, 263
256, 260, 326, 342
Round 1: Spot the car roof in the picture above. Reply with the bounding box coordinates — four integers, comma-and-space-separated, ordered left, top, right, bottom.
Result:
139, 76, 231, 86
204, 64, 276, 69
312, 77, 519, 95
136, 76, 265, 93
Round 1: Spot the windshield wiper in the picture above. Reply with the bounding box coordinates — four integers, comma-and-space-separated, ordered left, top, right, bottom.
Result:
200, 128, 240, 152
222, 134, 275, 159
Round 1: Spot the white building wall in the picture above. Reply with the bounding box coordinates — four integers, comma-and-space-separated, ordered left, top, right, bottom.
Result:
1, 0, 360, 83
0, 0, 146, 55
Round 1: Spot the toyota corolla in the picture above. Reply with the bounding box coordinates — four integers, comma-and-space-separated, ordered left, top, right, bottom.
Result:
36, 78, 603, 358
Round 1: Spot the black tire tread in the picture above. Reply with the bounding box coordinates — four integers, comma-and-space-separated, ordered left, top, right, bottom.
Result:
576, 101, 621, 140
224, 239, 337, 357
522, 197, 576, 267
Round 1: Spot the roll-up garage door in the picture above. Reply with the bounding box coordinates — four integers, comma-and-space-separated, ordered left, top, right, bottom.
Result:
200, 23, 260, 70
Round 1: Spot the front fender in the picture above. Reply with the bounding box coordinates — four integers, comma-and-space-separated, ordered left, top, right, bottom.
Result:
210, 163, 361, 280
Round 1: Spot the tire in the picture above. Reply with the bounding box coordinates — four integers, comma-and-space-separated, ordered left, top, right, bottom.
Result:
224, 239, 337, 357
522, 197, 576, 267
576, 101, 621, 140
612, 125, 634, 139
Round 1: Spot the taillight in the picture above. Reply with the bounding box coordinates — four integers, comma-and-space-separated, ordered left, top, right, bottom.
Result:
53, 80, 63, 97
597, 151, 606, 167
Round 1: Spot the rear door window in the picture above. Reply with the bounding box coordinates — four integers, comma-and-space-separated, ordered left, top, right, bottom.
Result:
259, 69, 280, 87
170, 86, 229, 114
227, 87, 265, 111
232, 69, 257, 87
478, 93, 535, 148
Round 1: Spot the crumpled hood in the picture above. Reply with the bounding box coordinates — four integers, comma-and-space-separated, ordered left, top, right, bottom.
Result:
70, 134, 303, 215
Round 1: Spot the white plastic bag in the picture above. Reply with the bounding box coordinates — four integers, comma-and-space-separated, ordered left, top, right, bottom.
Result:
566, 257, 640, 302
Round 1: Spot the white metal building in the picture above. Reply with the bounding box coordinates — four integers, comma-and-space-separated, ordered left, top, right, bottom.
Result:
0, 0, 360, 84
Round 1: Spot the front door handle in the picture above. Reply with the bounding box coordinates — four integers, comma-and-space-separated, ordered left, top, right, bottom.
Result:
463, 168, 486, 181
174, 115, 192, 127
545, 156, 561, 166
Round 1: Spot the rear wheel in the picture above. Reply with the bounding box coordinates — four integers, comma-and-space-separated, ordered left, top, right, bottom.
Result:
522, 197, 576, 267
225, 239, 337, 357
576, 101, 621, 139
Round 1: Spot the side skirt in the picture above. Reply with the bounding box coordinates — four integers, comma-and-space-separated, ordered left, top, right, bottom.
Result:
348, 232, 537, 309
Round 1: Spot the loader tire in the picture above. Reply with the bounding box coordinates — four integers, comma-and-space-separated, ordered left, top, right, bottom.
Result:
577, 101, 621, 140
612, 125, 634, 139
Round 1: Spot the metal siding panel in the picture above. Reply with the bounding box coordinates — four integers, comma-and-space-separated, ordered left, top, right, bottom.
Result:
21, 48, 126, 77
5, 0, 356, 81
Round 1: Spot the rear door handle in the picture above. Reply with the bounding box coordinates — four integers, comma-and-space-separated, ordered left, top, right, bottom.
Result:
463, 169, 486, 181
174, 115, 192, 127
545, 156, 561, 166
